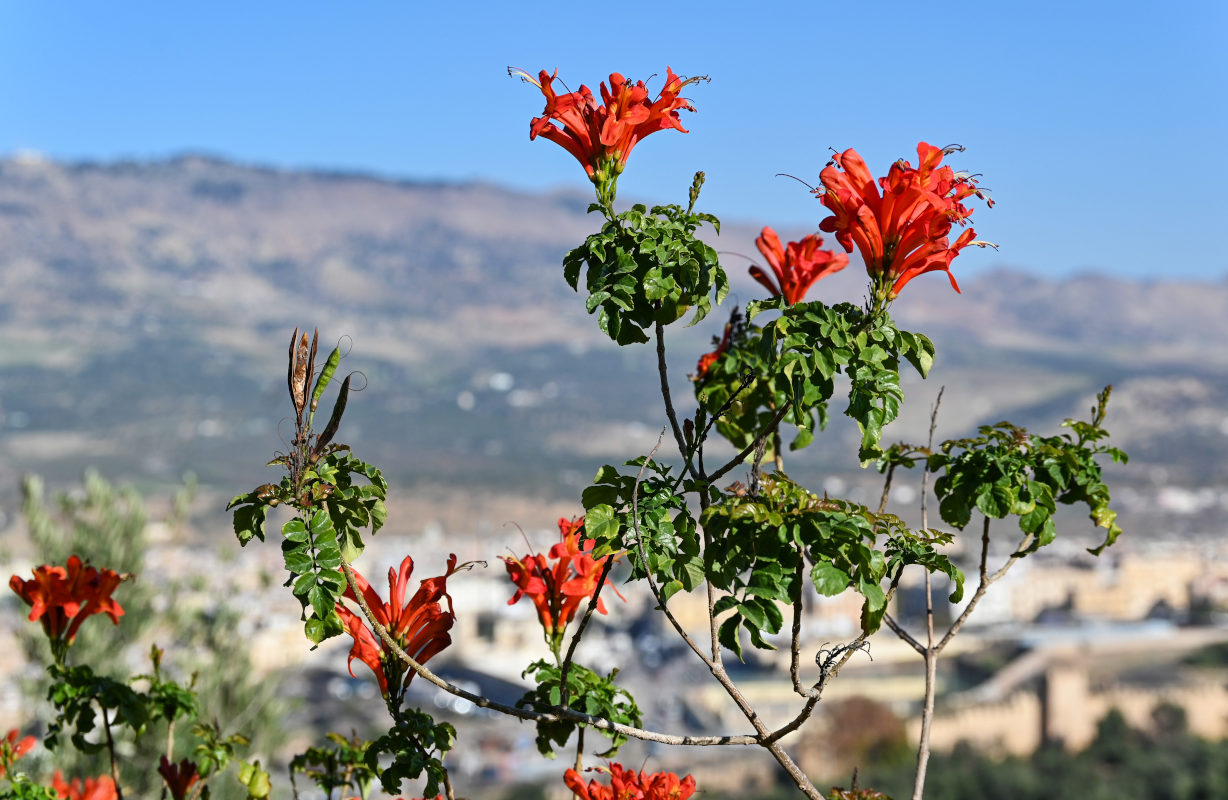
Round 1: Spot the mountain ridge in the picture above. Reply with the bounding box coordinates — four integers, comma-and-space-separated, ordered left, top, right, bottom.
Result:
0, 154, 1222, 540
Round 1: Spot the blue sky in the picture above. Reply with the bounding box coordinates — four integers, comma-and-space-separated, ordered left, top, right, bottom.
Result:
1, 1, 1224, 279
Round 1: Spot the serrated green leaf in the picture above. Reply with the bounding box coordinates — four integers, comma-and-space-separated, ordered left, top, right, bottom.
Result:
233, 503, 268, 546
283, 517, 308, 543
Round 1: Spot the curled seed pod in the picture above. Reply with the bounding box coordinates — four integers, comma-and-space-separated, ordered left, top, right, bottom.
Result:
287, 327, 299, 408
290, 330, 311, 421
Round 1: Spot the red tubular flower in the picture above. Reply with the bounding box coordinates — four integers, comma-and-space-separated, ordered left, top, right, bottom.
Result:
564, 763, 697, 800
9, 556, 125, 650
335, 555, 461, 698
502, 517, 625, 647
749, 227, 848, 305
516, 67, 695, 203
158, 756, 201, 800
51, 772, 119, 800
0, 728, 36, 778
817, 142, 993, 303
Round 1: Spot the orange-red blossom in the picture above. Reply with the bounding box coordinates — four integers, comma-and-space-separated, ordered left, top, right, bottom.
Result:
817, 142, 993, 303
564, 763, 697, 800
9, 556, 125, 651
336, 555, 460, 698
749, 226, 848, 305
503, 517, 624, 648
517, 67, 695, 203
52, 772, 119, 800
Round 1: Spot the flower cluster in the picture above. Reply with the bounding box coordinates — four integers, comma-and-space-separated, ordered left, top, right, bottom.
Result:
517, 67, 695, 205
0, 728, 36, 778
51, 772, 118, 800
336, 555, 460, 700
503, 517, 623, 650
749, 226, 848, 305
817, 142, 993, 304
564, 763, 696, 800
9, 556, 125, 658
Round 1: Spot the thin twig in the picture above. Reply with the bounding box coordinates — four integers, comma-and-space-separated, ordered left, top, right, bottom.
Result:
912, 387, 943, 800
100, 704, 125, 800
671, 369, 758, 496
709, 405, 791, 483
937, 526, 1032, 652
922, 388, 944, 529
877, 463, 897, 515
559, 555, 615, 706
628, 426, 822, 799
883, 614, 925, 655
574, 727, 585, 773
631, 431, 714, 667
655, 320, 701, 481
789, 547, 807, 696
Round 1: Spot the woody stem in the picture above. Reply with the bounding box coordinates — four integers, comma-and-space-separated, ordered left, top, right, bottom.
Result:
100, 704, 125, 800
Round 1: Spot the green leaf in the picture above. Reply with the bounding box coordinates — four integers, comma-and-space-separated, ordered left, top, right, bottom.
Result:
232, 503, 268, 546
303, 613, 343, 645
281, 542, 314, 574
339, 527, 365, 563
718, 615, 744, 661
283, 517, 309, 543
238, 760, 272, 799
975, 482, 1014, 519
584, 503, 620, 555
811, 562, 851, 596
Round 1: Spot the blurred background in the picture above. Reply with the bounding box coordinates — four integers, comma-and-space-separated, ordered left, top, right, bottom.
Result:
0, 2, 1226, 798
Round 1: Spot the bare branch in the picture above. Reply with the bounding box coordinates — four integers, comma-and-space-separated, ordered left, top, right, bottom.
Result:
630, 431, 714, 667
655, 320, 700, 481
920, 387, 945, 531
883, 614, 926, 655
789, 548, 807, 696
709, 404, 791, 483
559, 553, 615, 706
936, 523, 1031, 652
877, 463, 897, 515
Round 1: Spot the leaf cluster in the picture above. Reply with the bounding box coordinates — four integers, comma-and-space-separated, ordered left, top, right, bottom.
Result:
45, 659, 226, 777
191, 720, 251, 780
563, 198, 729, 345
515, 660, 642, 759
289, 731, 376, 800
45, 663, 151, 753
0, 778, 58, 800
694, 314, 826, 455
928, 388, 1126, 554
702, 475, 964, 656
280, 510, 347, 645
364, 708, 455, 798
581, 459, 706, 600
754, 299, 935, 461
